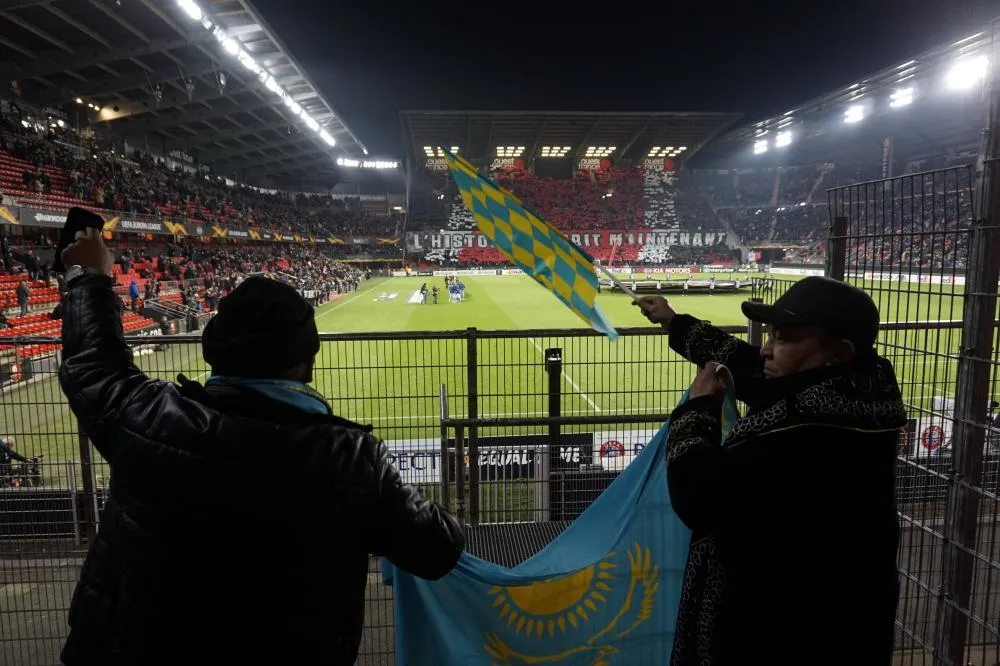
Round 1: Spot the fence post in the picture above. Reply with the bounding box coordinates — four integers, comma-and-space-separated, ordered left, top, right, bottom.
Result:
827, 215, 849, 282
68, 459, 81, 546
936, 55, 1000, 665
538, 347, 561, 523
454, 425, 466, 525
746, 298, 764, 347
466, 328, 479, 524
76, 419, 98, 544
439, 384, 451, 511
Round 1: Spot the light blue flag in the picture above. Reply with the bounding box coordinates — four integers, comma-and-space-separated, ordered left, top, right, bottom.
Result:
383, 390, 740, 665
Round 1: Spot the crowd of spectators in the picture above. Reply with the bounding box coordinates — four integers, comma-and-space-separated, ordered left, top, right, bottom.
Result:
0, 110, 401, 247
410, 164, 702, 233
110, 239, 366, 311
691, 158, 977, 270
0, 229, 367, 322
495, 166, 644, 230
3, 103, 979, 273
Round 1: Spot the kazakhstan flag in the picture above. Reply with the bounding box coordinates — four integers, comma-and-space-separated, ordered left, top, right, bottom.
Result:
441, 148, 618, 340
384, 390, 740, 665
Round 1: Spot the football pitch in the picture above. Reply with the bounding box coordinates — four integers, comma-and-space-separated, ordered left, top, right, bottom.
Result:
0, 273, 971, 487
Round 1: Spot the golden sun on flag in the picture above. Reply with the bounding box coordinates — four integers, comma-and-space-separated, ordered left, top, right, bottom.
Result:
486, 553, 617, 640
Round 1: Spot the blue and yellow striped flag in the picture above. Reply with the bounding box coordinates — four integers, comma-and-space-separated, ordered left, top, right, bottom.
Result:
442, 148, 618, 340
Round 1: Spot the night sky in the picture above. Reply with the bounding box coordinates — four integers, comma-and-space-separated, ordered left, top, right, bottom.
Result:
252, 0, 998, 157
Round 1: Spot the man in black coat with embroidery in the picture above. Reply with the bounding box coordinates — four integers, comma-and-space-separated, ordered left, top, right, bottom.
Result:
58, 228, 465, 665
637, 277, 905, 666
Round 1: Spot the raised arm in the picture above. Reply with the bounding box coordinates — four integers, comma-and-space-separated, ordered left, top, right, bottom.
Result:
634, 296, 763, 404
58, 230, 160, 461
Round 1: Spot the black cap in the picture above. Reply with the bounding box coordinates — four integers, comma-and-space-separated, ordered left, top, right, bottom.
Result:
202, 276, 320, 379
741, 276, 880, 349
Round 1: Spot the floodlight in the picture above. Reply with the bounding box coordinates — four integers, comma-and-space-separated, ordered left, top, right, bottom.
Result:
889, 87, 914, 108
753, 139, 768, 155
775, 131, 792, 148
946, 55, 988, 90
177, 0, 202, 21
844, 104, 864, 124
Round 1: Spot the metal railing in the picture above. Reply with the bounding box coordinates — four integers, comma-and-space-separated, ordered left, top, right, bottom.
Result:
0, 326, 734, 665
820, 159, 1000, 666
0, 268, 998, 663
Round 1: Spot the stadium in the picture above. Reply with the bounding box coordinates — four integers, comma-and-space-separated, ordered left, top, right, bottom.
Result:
0, 1, 997, 664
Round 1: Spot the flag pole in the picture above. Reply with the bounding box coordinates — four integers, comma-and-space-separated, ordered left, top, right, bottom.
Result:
596, 263, 638, 300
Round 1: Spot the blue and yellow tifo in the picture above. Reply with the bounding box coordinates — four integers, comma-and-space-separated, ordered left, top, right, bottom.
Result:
441, 147, 619, 340
382, 390, 740, 665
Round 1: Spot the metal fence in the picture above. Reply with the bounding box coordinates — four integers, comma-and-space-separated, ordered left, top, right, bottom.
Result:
0, 326, 736, 666
0, 306, 992, 665
817, 158, 1000, 666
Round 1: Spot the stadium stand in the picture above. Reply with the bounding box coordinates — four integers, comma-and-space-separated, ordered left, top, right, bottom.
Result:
690, 156, 976, 270
0, 112, 400, 242
495, 165, 644, 230
406, 162, 737, 267
0, 232, 367, 362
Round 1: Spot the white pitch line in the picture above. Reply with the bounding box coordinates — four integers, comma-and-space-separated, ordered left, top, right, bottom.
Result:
526, 339, 602, 412
315, 280, 385, 322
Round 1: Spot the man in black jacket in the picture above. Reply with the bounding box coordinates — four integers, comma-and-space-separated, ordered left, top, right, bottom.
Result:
636, 276, 905, 666
58, 228, 465, 666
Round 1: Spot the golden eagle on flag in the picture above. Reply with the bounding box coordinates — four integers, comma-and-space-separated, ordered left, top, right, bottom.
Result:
441, 148, 618, 340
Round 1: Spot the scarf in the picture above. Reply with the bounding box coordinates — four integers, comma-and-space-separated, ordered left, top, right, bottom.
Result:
206, 376, 332, 416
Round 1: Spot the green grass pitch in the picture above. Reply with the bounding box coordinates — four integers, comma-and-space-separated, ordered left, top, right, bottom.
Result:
0, 272, 971, 489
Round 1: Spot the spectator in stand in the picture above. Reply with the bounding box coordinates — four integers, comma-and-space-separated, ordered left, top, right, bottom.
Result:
0, 435, 30, 483
57, 228, 464, 666
635, 278, 904, 665
128, 279, 140, 313
0, 236, 10, 270
16, 279, 29, 316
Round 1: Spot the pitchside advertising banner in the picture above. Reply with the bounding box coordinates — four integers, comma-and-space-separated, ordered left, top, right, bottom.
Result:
907, 397, 1000, 458
383, 433, 596, 485
0, 204, 398, 247
405, 229, 727, 252
383, 431, 673, 484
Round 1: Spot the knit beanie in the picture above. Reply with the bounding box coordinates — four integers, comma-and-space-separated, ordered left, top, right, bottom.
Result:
202, 276, 320, 379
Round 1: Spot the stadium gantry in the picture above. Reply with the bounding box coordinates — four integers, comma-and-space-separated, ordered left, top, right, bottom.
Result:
400, 109, 742, 167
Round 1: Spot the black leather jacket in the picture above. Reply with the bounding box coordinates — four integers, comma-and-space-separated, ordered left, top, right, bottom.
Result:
58, 274, 464, 666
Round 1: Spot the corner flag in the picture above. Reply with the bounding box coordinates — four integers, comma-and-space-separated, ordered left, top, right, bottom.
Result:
441, 148, 618, 340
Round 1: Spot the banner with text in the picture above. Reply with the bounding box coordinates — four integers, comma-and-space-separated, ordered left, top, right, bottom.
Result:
0, 204, 370, 246
384, 433, 594, 484
406, 228, 727, 253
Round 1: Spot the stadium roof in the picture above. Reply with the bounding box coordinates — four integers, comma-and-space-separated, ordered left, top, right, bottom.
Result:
695, 19, 999, 167
0, 0, 370, 184
399, 110, 743, 166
